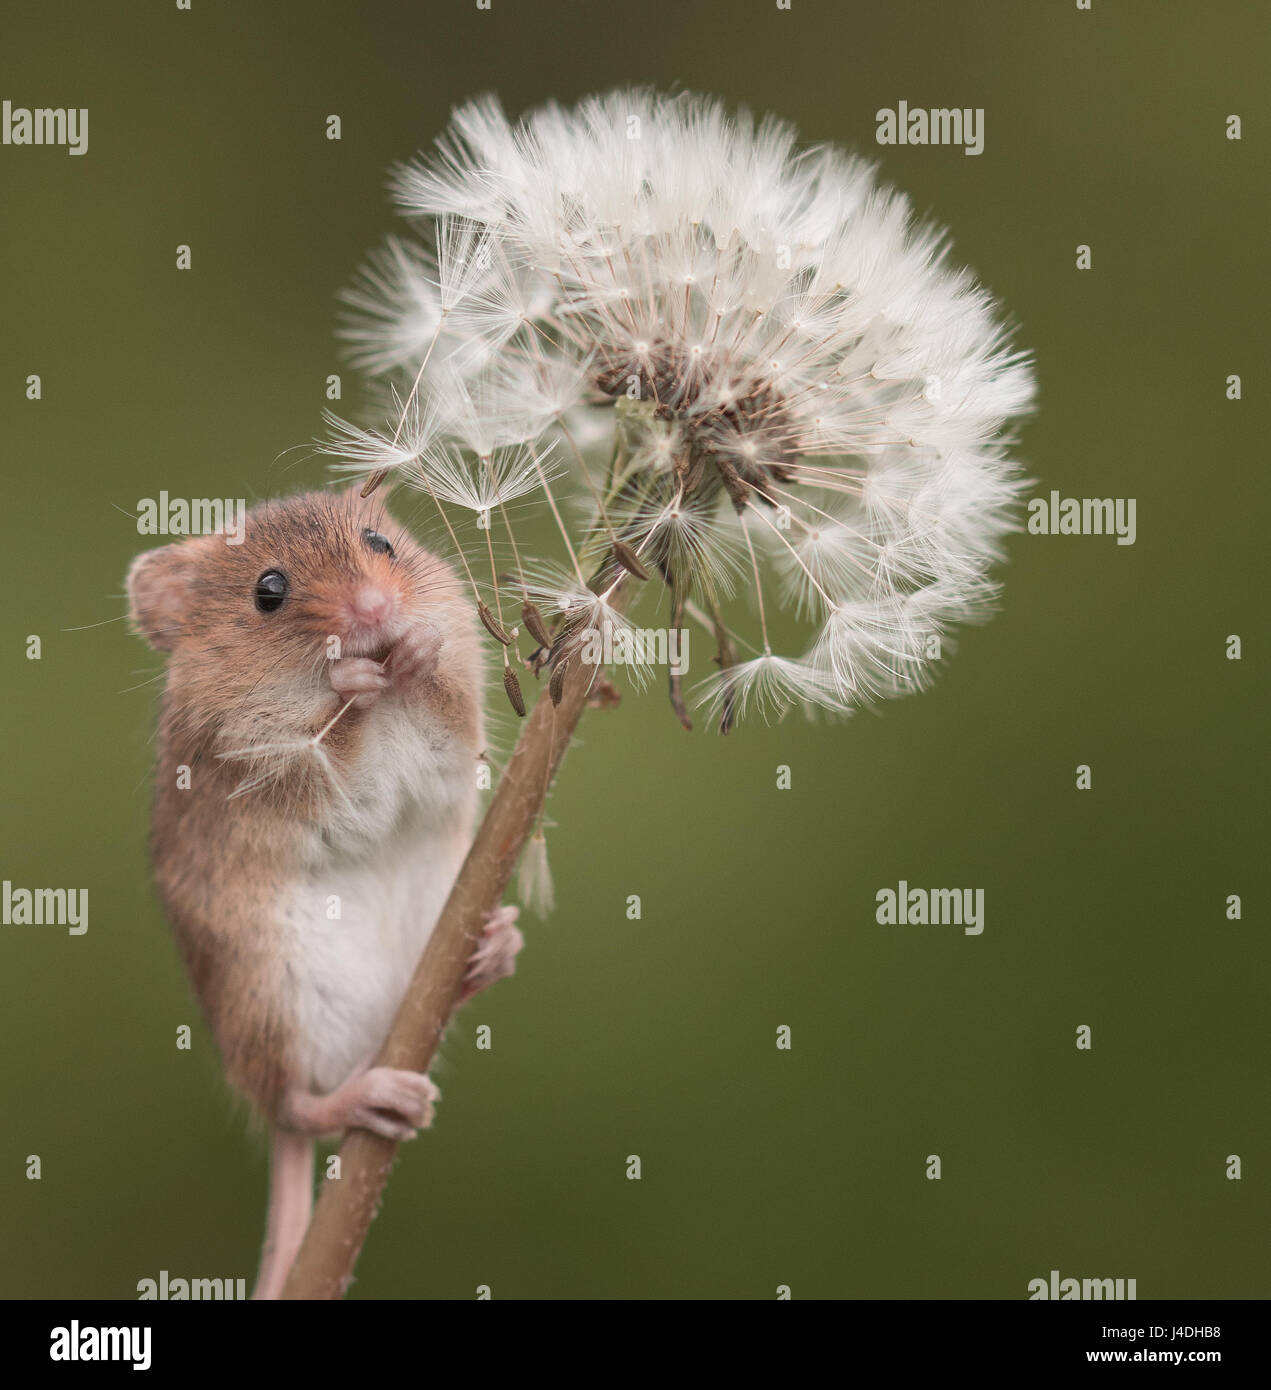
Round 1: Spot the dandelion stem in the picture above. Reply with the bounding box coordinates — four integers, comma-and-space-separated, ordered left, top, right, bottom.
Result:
280, 610, 624, 1300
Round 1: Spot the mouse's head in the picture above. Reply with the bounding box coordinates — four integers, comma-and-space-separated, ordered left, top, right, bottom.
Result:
127, 488, 464, 677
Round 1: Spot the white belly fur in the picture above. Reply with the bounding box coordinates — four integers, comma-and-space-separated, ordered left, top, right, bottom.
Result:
279, 699, 477, 1095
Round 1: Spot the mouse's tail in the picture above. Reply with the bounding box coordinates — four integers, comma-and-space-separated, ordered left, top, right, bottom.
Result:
251, 1128, 315, 1300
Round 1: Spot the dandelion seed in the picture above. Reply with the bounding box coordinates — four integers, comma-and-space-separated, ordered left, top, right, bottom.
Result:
521, 600, 553, 649
337, 236, 443, 376
477, 601, 513, 646
408, 440, 559, 515
705, 652, 841, 722
517, 827, 555, 918
503, 665, 527, 717
548, 656, 569, 706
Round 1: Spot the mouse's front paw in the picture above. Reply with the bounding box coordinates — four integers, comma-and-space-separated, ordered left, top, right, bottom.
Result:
386, 627, 443, 686
459, 905, 524, 1003
328, 656, 388, 703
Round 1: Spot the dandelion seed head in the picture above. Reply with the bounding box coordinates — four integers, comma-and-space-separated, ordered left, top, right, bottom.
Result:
330, 88, 1034, 725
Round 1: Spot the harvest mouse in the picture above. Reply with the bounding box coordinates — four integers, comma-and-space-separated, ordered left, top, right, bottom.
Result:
126, 487, 523, 1300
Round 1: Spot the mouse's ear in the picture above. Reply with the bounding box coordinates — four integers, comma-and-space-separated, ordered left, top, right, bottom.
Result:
126, 545, 199, 652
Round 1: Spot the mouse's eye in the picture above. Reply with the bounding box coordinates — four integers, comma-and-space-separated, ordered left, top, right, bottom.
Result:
254, 570, 289, 613
362, 528, 395, 558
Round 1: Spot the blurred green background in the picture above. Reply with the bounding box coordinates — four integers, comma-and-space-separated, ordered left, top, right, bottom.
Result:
1, 0, 1265, 1299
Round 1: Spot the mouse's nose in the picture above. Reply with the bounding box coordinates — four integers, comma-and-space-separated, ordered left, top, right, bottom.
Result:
349, 583, 396, 627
